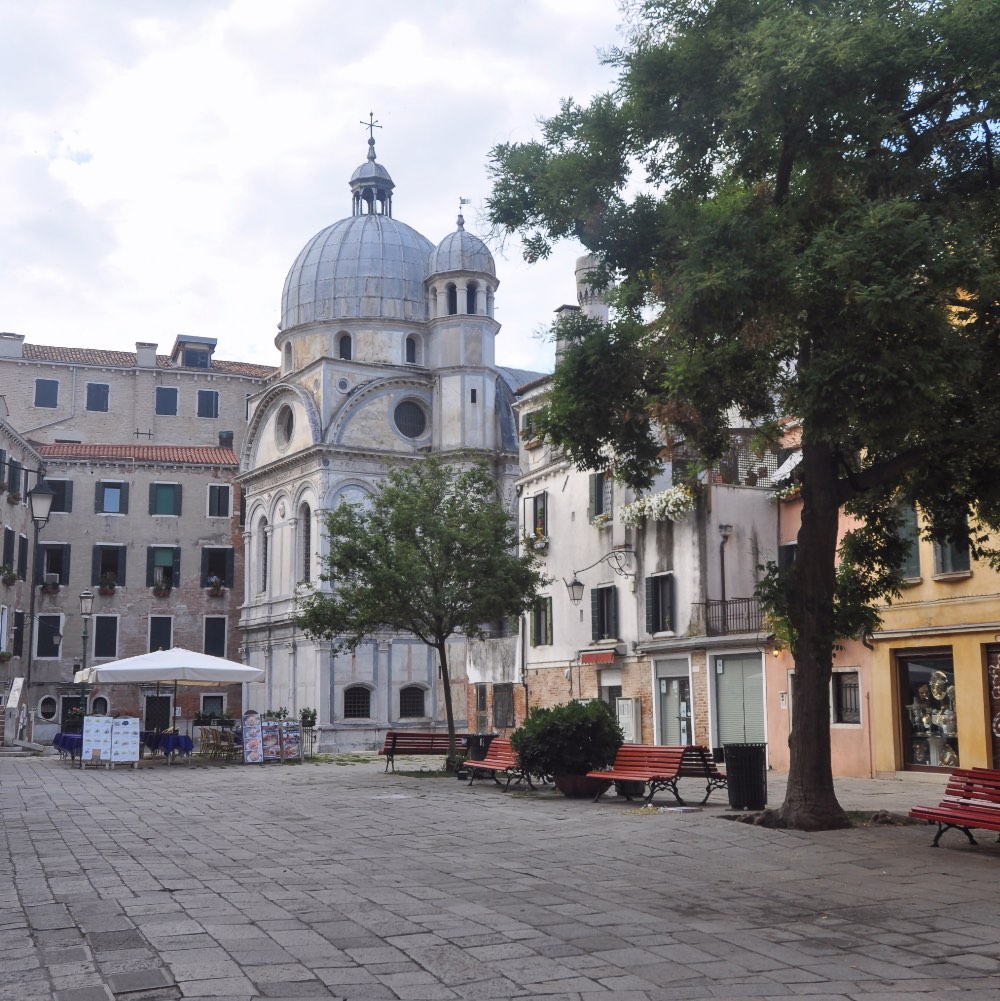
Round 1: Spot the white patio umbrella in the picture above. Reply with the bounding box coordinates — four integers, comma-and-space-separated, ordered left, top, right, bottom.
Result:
74, 648, 263, 686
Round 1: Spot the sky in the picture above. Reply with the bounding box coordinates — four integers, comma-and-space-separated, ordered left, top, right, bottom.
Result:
0, 0, 625, 374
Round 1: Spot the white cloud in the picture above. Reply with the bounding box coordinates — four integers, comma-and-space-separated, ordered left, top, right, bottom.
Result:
0, 0, 622, 371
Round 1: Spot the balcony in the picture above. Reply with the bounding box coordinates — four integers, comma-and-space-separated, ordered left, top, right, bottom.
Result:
697, 597, 764, 636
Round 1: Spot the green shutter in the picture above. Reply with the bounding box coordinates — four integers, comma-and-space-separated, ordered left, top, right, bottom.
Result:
148, 484, 155, 515
591, 588, 600, 640
529, 603, 537, 647
588, 474, 599, 520
119, 483, 129, 514
60, 544, 71, 585
174, 484, 182, 517
118, 547, 127, 587
92, 546, 102, 586
645, 577, 655, 634
225, 548, 234, 588
609, 586, 618, 639
172, 549, 181, 588
201, 549, 210, 587
64, 481, 73, 513
146, 548, 155, 587
663, 575, 674, 631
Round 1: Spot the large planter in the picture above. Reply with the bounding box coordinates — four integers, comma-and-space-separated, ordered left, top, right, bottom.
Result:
553, 774, 613, 798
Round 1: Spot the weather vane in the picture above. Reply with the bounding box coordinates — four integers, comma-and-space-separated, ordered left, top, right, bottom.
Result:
360, 112, 382, 140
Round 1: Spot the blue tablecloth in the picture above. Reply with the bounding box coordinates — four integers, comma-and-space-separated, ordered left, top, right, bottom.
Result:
53, 732, 82, 761
140, 731, 194, 763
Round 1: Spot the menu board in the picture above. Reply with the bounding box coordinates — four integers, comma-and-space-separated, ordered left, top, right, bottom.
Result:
280, 721, 302, 761
110, 718, 141, 765
261, 720, 281, 761
82, 715, 113, 766
242, 710, 264, 764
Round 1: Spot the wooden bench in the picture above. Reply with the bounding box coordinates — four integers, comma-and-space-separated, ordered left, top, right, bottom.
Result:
586, 744, 728, 806
379, 731, 468, 772
909, 767, 1000, 847
466, 737, 535, 791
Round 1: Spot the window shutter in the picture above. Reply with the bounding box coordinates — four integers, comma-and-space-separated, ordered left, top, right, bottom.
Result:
0, 449, 5, 482
645, 577, 655, 634
91, 546, 101, 585
34, 543, 44, 583
64, 480, 73, 512
225, 548, 234, 588
538, 491, 548, 535
3, 527, 13, 567
17, 535, 27, 578
96, 484, 103, 513
529, 605, 536, 647
609, 586, 618, 638
201, 549, 210, 587
591, 588, 600, 641
175, 484, 182, 517
663, 574, 674, 631
120, 483, 129, 514
146, 548, 155, 587
588, 474, 599, 520
118, 547, 127, 587
172, 549, 181, 588
545, 596, 553, 645
13, 611, 24, 656
59, 544, 71, 585
148, 484, 155, 515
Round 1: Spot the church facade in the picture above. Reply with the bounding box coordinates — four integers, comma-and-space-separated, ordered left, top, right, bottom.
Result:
238, 137, 536, 750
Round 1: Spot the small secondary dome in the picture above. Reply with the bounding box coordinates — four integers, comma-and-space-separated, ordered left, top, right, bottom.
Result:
428, 213, 496, 277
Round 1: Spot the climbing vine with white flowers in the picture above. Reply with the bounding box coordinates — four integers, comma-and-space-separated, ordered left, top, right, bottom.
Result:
618, 484, 697, 527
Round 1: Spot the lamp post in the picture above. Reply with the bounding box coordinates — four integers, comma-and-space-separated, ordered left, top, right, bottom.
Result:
78, 589, 94, 722
24, 479, 54, 694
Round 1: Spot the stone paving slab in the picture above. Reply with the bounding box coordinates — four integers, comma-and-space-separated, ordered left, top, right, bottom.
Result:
1, 754, 997, 1000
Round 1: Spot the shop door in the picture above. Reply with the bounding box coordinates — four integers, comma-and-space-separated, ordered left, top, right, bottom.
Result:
988, 648, 1000, 766
715, 654, 765, 745
659, 676, 692, 745
144, 695, 171, 732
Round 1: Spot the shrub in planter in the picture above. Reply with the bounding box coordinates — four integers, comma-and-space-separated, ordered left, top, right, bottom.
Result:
300, 707, 317, 727
511, 700, 623, 783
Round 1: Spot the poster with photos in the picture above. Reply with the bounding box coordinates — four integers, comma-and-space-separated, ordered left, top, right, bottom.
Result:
242, 710, 264, 764
110, 718, 141, 764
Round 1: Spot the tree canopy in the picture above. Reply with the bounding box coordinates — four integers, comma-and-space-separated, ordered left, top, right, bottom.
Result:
487, 0, 1000, 828
295, 456, 546, 763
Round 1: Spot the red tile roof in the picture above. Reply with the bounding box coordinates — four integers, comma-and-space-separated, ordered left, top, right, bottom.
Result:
39, 444, 238, 465
22, 343, 277, 378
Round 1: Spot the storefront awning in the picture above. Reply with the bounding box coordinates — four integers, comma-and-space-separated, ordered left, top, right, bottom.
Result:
581, 650, 617, 664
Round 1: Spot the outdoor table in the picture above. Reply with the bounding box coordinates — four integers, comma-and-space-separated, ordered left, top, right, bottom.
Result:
53, 732, 83, 762
140, 731, 194, 764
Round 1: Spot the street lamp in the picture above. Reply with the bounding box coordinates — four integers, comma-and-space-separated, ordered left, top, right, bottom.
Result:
78, 588, 94, 720
563, 549, 637, 605
24, 479, 54, 693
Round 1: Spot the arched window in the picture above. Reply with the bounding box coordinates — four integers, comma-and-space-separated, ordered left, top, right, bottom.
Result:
343, 686, 371, 719
299, 503, 312, 583
91, 696, 109, 716
405, 335, 417, 364
338, 333, 352, 360
466, 281, 478, 314
258, 517, 269, 593
446, 284, 458, 316
399, 686, 425, 718
283, 343, 292, 372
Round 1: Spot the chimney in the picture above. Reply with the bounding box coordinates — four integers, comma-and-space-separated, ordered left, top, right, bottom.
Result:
136, 342, 157, 368
0, 332, 25, 359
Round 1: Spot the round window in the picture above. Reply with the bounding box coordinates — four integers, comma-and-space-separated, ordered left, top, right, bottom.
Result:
39, 697, 57, 720
276, 404, 294, 449
394, 401, 427, 439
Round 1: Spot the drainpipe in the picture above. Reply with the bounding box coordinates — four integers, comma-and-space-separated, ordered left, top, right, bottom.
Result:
719, 524, 732, 633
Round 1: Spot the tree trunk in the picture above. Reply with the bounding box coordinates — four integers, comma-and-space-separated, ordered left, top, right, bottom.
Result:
436, 642, 461, 771
777, 440, 852, 830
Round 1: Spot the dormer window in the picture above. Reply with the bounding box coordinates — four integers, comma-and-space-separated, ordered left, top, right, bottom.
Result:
183, 349, 210, 369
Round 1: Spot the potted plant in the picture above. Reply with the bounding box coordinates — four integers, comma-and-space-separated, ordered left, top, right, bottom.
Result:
0, 650, 13, 662
6, 491, 21, 505
98, 572, 117, 595
1, 565, 17, 586
511, 700, 624, 797
300, 706, 317, 728
152, 582, 172, 597
63, 705, 85, 733
40, 580, 60, 595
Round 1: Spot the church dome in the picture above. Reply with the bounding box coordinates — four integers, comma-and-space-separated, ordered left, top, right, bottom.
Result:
428, 214, 496, 277
280, 138, 434, 329
280, 215, 433, 328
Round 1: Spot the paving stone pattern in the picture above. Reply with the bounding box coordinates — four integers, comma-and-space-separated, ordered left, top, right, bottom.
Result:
2, 755, 999, 1000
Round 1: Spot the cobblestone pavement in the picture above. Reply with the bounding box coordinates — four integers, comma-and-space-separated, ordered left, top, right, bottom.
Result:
2, 754, 999, 1001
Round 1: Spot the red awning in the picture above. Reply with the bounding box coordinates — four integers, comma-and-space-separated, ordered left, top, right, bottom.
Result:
580, 650, 617, 664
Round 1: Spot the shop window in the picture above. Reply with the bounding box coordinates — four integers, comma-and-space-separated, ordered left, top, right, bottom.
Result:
155, 386, 178, 416
493, 683, 515, 729
85, 383, 109, 412
399, 686, 425, 718
197, 390, 219, 419
591, 585, 618, 641
832, 671, 861, 724
530, 596, 553, 646
34, 379, 58, 408
208, 484, 230, 518
150, 483, 182, 516
715, 654, 765, 744
96, 481, 128, 514
204, 617, 226, 657
149, 616, 172, 652
899, 654, 958, 767
343, 686, 371, 719
93, 616, 118, 659
646, 574, 674, 633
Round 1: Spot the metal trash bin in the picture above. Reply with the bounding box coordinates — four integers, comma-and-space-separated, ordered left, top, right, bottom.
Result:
723, 743, 767, 810
466, 733, 497, 762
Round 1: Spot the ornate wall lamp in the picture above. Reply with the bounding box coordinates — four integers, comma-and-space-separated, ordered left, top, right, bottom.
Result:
564, 549, 637, 605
